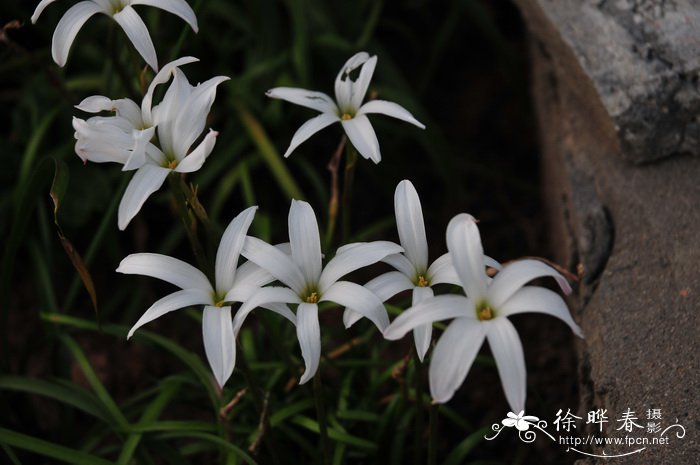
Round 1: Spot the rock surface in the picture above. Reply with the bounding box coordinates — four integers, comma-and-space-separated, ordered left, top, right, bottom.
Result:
513, 0, 700, 463
518, 0, 700, 164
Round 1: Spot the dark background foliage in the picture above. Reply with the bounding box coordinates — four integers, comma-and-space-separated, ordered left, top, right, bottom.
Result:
1, 0, 577, 463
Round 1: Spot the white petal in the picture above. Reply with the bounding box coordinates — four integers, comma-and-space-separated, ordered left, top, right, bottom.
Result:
426, 253, 460, 286
289, 200, 323, 288
394, 180, 428, 272
260, 303, 297, 326
319, 241, 402, 292
51, 1, 104, 67
349, 55, 377, 110
127, 288, 211, 338
142, 56, 199, 124
499, 286, 583, 337
412, 286, 434, 362
365, 271, 414, 302
350, 55, 377, 109
215, 206, 257, 295
172, 76, 229, 158
265, 87, 338, 114
485, 255, 503, 271
321, 281, 389, 331
117, 252, 212, 291
485, 319, 526, 414
282, 113, 339, 158
446, 214, 487, 300
174, 129, 218, 173
202, 306, 235, 388
233, 286, 301, 334
116, 98, 145, 126
383, 295, 469, 340
334, 52, 370, 111
130, 0, 199, 32
242, 237, 306, 294
297, 303, 321, 384
488, 259, 572, 309
117, 164, 171, 230
113, 5, 158, 71
122, 126, 156, 171
32, 0, 58, 23
383, 253, 416, 277
342, 309, 363, 329
429, 318, 485, 403
343, 269, 411, 327
227, 260, 276, 295
75, 95, 114, 113
341, 115, 381, 163
358, 100, 425, 129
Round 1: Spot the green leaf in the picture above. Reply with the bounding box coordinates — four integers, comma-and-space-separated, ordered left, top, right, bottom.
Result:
441, 426, 492, 465
0, 375, 109, 423
41, 313, 220, 410
0, 427, 115, 465
291, 415, 377, 450
233, 99, 304, 201
59, 334, 130, 430
117, 380, 183, 465
48, 160, 99, 321
269, 398, 314, 427
155, 431, 258, 465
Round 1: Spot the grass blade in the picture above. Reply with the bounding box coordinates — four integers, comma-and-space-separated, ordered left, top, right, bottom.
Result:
0, 427, 115, 465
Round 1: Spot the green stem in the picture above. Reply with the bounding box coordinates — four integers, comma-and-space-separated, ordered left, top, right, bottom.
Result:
323, 136, 346, 253
414, 351, 425, 465
168, 174, 209, 276
313, 372, 331, 465
428, 403, 438, 465
235, 349, 280, 465
340, 143, 359, 242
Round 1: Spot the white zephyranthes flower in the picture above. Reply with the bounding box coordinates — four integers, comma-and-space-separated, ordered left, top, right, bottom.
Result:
31, 0, 198, 70
117, 206, 295, 388
384, 213, 583, 412
266, 52, 425, 163
344, 179, 502, 361
73, 56, 228, 229
237, 199, 402, 384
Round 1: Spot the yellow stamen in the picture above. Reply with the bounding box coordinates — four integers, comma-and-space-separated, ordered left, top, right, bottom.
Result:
167, 160, 178, 169
417, 275, 429, 287
306, 292, 319, 304
341, 113, 353, 121
476, 302, 494, 321
215, 300, 225, 308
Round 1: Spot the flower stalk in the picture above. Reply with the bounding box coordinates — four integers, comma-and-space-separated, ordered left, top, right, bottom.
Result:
341, 143, 359, 242
313, 371, 331, 465
168, 174, 210, 277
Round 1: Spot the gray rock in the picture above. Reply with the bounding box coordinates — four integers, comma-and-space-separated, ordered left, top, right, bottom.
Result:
514, 0, 700, 463
519, 0, 700, 163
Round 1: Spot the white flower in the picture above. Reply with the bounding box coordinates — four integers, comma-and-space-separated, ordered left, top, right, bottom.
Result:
117, 206, 296, 388
266, 52, 425, 163
344, 180, 502, 361
73, 56, 228, 229
237, 199, 403, 384
31, 0, 198, 70
384, 213, 583, 412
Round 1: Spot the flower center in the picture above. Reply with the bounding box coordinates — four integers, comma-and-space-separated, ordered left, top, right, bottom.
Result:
214, 300, 225, 308
416, 275, 429, 287
476, 300, 495, 321
305, 292, 319, 304
167, 159, 178, 169
341, 113, 353, 121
